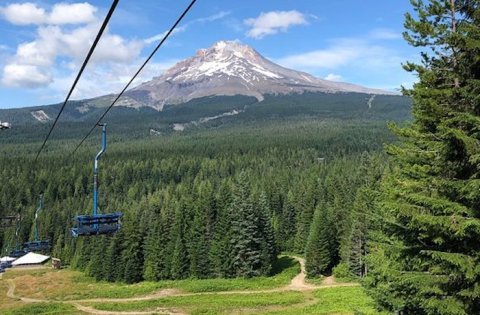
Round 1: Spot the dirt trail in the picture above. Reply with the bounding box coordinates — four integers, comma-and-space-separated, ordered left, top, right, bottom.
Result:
286, 256, 317, 291
6, 279, 45, 303
4, 256, 358, 314
72, 303, 185, 315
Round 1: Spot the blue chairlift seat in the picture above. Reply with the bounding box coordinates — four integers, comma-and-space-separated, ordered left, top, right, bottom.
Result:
0, 261, 12, 269
22, 195, 51, 252
9, 248, 29, 258
71, 212, 123, 237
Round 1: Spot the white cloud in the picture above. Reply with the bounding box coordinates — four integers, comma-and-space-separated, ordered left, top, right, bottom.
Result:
48, 2, 97, 25
2, 63, 52, 88
244, 10, 308, 39
1, 3, 145, 90
0, 2, 45, 25
324, 73, 342, 81
0, 2, 96, 25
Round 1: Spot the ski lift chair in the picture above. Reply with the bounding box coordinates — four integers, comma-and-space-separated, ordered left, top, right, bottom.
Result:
71, 124, 123, 237
23, 195, 51, 252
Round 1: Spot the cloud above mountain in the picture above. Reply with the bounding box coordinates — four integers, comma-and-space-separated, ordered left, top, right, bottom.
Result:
0, 2, 144, 89
0, 2, 232, 99
244, 10, 308, 39
0, 2, 97, 25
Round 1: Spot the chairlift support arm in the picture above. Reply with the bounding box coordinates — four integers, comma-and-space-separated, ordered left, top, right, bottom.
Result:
34, 195, 44, 242
93, 124, 107, 217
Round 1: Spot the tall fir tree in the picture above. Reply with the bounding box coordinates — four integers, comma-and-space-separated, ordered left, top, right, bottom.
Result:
122, 219, 144, 284
367, 1, 480, 314
230, 173, 263, 278
305, 204, 334, 277
189, 205, 212, 278
169, 202, 189, 279
106, 230, 125, 282
346, 187, 373, 278
209, 204, 234, 278
256, 192, 277, 275
279, 191, 297, 251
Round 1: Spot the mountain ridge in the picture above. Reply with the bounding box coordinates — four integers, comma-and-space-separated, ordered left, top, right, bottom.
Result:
0, 41, 406, 127
124, 40, 394, 110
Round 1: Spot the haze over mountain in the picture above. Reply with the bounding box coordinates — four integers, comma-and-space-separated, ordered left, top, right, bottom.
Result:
122, 40, 392, 110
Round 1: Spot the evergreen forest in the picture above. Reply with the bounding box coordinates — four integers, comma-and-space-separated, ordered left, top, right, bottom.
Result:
1, 1, 480, 314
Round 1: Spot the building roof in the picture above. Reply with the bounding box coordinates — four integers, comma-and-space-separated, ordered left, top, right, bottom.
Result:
0, 256, 16, 263
11, 252, 50, 266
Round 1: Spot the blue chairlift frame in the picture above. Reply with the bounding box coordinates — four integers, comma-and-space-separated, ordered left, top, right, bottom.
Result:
23, 194, 51, 252
71, 124, 123, 237
8, 224, 29, 258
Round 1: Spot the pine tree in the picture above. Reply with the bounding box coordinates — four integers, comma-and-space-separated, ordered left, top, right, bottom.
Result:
279, 191, 297, 251
209, 195, 234, 278
122, 220, 144, 284
367, 1, 480, 314
88, 236, 108, 281
104, 230, 125, 282
52, 234, 64, 260
305, 204, 334, 277
209, 183, 234, 278
347, 187, 372, 278
230, 173, 263, 278
189, 205, 211, 278
256, 192, 277, 275
293, 182, 316, 253
169, 203, 189, 279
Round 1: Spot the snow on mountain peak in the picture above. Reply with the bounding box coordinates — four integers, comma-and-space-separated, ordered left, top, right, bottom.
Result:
160, 40, 280, 84
130, 40, 392, 109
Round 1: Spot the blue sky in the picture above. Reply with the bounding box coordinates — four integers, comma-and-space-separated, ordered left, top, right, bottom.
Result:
0, 0, 418, 109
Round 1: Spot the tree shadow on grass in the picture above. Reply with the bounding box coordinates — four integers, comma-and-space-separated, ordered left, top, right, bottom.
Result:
271, 256, 297, 276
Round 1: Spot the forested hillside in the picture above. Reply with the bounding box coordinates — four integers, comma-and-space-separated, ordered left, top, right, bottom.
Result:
0, 119, 393, 283
0, 92, 410, 129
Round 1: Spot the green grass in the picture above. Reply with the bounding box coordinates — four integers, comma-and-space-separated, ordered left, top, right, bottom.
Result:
305, 276, 324, 286
0, 258, 385, 314
72, 256, 298, 299
258, 287, 387, 315
86, 285, 385, 315
89, 291, 305, 314
6, 257, 299, 301
172, 256, 299, 293
3, 303, 79, 315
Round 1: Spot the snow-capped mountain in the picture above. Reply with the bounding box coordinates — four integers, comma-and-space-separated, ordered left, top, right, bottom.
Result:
125, 40, 391, 110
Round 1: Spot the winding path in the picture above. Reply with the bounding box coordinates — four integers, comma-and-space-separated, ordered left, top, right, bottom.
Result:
4, 256, 358, 315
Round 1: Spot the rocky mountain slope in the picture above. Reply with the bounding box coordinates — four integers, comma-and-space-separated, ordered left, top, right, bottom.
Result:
124, 40, 392, 110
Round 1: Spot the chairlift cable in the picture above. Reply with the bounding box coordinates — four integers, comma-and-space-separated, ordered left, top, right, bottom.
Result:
34, 0, 120, 162
70, 0, 198, 155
